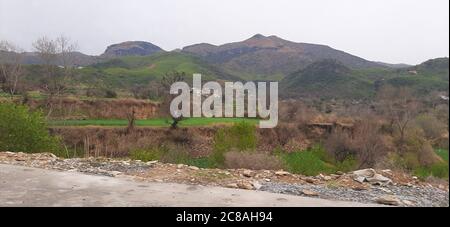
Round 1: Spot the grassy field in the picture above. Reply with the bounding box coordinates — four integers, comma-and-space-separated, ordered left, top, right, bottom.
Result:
49, 118, 260, 127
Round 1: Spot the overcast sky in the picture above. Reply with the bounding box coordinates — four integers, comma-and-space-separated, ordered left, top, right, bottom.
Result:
0, 0, 448, 64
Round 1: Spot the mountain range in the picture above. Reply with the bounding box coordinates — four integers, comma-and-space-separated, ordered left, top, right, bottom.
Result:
1, 34, 448, 100
1, 34, 411, 79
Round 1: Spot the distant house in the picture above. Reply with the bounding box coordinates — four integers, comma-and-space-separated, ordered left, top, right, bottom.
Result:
408, 70, 418, 75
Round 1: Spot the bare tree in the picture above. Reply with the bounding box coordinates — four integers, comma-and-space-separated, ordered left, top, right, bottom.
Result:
33, 35, 77, 118
377, 85, 420, 147
0, 40, 23, 98
159, 71, 187, 129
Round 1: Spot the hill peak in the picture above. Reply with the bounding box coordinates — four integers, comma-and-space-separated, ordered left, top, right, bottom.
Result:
102, 41, 164, 58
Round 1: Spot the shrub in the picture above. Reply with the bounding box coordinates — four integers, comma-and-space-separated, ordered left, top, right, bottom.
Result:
0, 103, 59, 153
413, 163, 449, 179
280, 146, 335, 176
130, 147, 165, 162
211, 121, 257, 167
224, 151, 283, 170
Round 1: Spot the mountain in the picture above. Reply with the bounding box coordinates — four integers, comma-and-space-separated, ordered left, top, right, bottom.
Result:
101, 41, 164, 58
182, 34, 385, 80
281, 59, 374, 99
84, 52, 239, 88
0, 41, 164, 66
0, 50, 99, 66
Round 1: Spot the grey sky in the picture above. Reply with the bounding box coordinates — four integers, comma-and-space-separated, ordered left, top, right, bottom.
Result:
0, 0, 448, 65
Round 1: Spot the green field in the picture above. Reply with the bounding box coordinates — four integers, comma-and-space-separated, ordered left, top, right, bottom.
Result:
49, 118, 260, 127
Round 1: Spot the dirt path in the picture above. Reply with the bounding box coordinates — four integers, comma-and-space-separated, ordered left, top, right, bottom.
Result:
0, 164, 376, 207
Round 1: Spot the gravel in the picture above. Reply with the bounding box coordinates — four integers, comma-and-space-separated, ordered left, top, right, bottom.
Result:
259, 182, 449, 207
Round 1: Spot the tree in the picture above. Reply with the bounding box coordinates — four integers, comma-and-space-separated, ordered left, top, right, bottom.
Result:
0, 40, 23, 98
33, 35, 77, 118
377, 85, 420, 148
159, 71, 187, 129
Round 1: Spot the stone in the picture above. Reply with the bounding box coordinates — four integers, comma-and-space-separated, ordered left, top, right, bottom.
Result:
242, 170, 254, 178
354, 176, 366, 183
352, 169, 376, 178
177, 164, 184, 169
376, 195, 402, 206
352, 169, 392, 185
237, 182, 254, 190
188, 166, 200, 170
301, 189, 319, 196
275, 171, 290, 176
402, 200, 415, 206
366, 174, 392, 185
336, 171, 345, 175
304, 178, 318, 184
252, 181, 263, 190
146, 160, 158, 165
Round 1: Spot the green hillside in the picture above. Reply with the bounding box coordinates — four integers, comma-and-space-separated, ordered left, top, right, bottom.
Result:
281, 58, 449, 100
82, 52, 239, 88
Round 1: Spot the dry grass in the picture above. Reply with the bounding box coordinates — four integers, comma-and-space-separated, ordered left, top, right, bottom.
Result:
224, 151, 283, 170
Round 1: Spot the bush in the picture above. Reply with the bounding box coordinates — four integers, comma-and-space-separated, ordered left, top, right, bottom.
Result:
0, 103, 59, 153
280, 146, 335, 176
211, 121, 257, 167
413, 163, 449, 179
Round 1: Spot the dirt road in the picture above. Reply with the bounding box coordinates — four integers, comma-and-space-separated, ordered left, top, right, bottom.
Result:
0, 164, 376, 207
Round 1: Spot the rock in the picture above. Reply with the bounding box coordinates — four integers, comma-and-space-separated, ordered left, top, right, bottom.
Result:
304, 177, 318, 184
252, 181, 263, 190
188, 166, 200, 171
376, 195, 402, 206
353, 169, 376, 178
237, 182, 254, 190
381, 169, 393, 175
301, 189, 319, 196
336, 171, 345, 175
177, 164, 184, 169
354, 176, 366, 183
402, 200, 415, 206
275, 171, 290, 176
352, 169, 392, 185
412, 176, 418, 180
242, 170, 254, 178
146, 160, 158, 165
366, 174, 392, 185
264, 178, 271, 182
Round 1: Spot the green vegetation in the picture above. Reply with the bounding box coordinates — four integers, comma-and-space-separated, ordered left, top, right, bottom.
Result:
413, 149, 449, 179
435, 149, 449, 162
211, 121, 257, 167
0, 103, 60, 153
278, 145, 358, 176
49, 118, 259, 127
390, 149, 449, 180
83, 52, 236, 88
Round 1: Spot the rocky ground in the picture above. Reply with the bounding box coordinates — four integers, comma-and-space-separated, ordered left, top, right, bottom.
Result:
0, 152, 448, 207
